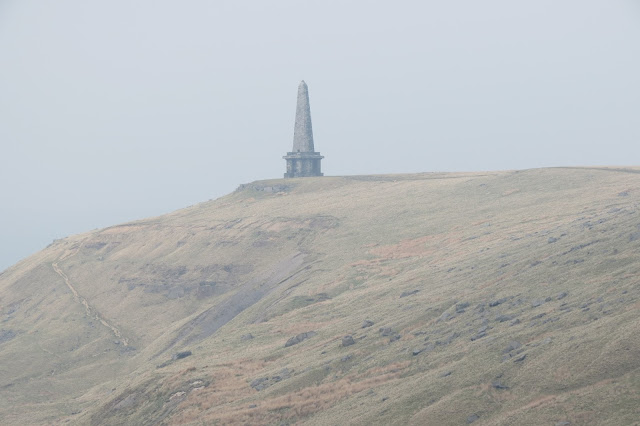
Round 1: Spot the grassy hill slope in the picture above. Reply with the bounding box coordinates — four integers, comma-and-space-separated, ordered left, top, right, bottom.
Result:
1, 167, 639, 425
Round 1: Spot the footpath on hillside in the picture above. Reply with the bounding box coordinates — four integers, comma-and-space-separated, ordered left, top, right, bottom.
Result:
52, 245, 129, 346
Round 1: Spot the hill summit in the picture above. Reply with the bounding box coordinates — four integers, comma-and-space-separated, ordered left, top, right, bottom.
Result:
1, 168, 639, 425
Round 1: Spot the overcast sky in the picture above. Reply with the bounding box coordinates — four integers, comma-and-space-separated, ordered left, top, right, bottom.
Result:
1, 0, 639, 271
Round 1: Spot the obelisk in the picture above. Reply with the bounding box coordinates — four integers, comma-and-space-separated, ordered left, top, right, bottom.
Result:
283, 81, 324, 178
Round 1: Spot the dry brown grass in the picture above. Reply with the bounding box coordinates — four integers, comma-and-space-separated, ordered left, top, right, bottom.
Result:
173, 362, 410, 425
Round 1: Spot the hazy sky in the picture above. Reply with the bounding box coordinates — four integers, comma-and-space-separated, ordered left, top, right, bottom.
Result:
1, 0, 639, 271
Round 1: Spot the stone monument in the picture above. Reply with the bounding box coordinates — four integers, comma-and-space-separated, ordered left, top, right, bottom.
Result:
283, 81, 324, 178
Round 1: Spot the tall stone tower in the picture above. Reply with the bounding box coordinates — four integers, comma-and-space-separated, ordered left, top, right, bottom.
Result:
283, 81, 324, 178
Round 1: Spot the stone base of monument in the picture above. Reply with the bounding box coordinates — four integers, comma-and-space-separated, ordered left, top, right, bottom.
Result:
283, 151, 324, 178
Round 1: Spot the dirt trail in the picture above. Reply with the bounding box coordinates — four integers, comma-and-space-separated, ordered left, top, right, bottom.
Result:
52, 261, 129, 346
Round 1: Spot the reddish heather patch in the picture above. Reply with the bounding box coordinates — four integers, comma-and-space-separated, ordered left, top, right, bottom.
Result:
370, 236, 440, 260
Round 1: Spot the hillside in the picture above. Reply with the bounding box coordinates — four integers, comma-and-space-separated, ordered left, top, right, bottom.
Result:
1, 167, 639, 425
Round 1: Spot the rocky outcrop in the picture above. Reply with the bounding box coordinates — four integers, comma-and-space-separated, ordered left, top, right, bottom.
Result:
285, 331, 316, 347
